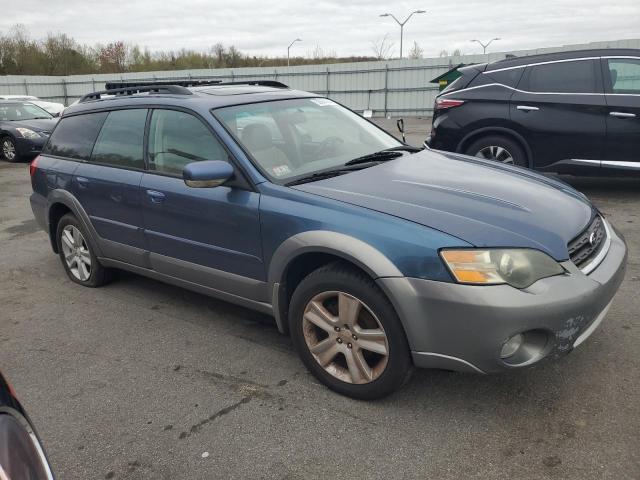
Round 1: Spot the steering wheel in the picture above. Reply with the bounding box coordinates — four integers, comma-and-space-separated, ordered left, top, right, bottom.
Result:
314, 136, 344, 159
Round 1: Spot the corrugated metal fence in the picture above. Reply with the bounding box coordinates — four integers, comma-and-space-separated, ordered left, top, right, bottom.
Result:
1, 38, 638, 116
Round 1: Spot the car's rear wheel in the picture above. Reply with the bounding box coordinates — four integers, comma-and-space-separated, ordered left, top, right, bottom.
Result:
288, 263, 412, 400
0, 136, 19, 163
465, 135, 527, 167
56, 213, 112, 287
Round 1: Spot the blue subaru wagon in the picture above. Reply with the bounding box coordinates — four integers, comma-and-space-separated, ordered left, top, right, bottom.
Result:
29, 81, 627, 399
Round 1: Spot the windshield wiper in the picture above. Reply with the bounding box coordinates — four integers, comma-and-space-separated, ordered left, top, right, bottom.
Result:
343, 149, 403, 166
285, 168, 356, 186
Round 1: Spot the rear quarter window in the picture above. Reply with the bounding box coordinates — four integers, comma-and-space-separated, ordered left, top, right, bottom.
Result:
43, 112, 107, 160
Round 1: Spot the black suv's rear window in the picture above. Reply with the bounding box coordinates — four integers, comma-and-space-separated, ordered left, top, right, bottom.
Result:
43, 112, 107, 160
525, 59, 598, 93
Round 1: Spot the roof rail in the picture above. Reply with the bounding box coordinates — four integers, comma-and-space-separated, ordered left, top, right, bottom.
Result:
104, 80, 222, 90
104, 79, 289, 91
79, 84, 192, 103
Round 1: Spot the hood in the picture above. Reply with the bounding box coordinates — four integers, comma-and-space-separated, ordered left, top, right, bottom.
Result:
293, 150, 594, 260
6, 118, 58, 132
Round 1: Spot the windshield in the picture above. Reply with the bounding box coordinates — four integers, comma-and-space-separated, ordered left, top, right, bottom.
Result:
0, 102, 53, 121
214, 98, 402, 183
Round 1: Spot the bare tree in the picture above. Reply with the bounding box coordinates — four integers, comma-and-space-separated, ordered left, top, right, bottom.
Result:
408, 41, 424, 59
371, 34, 395, 60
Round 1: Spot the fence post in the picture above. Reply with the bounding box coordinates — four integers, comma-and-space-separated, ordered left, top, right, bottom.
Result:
23, 79, 29, 96
61, 79, 68, 106
92, 78, 96, 92
384, 64, 389, 118
326, 67, 330, 97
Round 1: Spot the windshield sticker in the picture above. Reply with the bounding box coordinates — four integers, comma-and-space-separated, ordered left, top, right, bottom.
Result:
272, 165, 292, 177
310, 98, 335, 107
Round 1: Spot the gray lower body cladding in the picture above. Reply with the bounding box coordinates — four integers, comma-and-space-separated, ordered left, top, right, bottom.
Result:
378, 226, 627, 374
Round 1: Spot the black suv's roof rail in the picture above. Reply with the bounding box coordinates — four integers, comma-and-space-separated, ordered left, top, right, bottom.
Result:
79, 84, 193, 103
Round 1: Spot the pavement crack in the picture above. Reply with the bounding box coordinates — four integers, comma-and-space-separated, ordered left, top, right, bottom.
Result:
178, 396, 252, 439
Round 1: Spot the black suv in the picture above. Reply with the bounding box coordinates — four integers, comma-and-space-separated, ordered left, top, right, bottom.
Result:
426, 49, 640, 175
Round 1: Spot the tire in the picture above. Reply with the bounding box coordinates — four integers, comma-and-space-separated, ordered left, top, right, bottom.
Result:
0, 136, 20, 163
465, 135, 528, 167
55, 213, 113, 287
288, 262, 412, 400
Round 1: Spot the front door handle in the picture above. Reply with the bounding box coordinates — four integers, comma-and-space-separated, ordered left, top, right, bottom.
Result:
610, 111, 636, 119
516, 105, 539, 112
146, 190, 166, 204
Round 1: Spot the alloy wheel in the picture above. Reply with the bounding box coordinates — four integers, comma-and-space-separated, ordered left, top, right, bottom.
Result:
302, 291, 389, 384
60, 225, 92, 281
475, 145, 514, 164
2, 139, 16, 161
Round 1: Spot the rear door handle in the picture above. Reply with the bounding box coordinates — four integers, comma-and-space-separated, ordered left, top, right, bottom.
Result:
610, 111, 636, 119
516, 105, 539, 112
76, 176, 90, 189
146, 190, 166, 204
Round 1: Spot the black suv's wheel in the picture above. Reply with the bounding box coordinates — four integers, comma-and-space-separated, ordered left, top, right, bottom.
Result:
465, 135, 528, 167
288, 263, 412, 400
1, 136, 19, 163
56, 213, 112, 287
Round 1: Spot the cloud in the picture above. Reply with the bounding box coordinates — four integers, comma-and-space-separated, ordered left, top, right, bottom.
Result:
1, 0, 638, 58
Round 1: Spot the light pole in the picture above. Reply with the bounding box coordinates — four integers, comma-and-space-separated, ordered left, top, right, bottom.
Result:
379, 10, 426, 59
470, 38, 501, 54
287, 38, 302, 67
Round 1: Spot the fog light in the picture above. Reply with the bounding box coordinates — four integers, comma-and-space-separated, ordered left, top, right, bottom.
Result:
500, 333, 524, 359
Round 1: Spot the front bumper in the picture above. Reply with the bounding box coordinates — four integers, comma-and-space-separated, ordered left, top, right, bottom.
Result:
15, 136, 47, 157
378, 226, 627, 373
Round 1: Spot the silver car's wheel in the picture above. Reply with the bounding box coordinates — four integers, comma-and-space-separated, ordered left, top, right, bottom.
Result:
1, 137, 17, 162
60, 225, 92, 282
302, 291, 389, 385
475, 145, 514, 164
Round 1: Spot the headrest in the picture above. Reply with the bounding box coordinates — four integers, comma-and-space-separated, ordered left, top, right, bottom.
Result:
610, 68, 618, 87
241, 123, 273, 151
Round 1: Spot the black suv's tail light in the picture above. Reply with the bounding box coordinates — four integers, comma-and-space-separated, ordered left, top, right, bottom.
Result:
435, 98, 465, 110
30, 155, 40, 177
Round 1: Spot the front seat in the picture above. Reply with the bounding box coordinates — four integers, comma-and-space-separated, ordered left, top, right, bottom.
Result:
241, 123, 292, 175
610, 68, 618, 89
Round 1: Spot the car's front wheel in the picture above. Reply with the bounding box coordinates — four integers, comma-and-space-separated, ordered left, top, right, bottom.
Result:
289, 263, 412, 399
56, 213, 112, 287
0, 136, 19, 163
465, 135, 528, 167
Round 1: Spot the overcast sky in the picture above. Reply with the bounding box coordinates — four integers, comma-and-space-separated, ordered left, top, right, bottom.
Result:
2, 0, 639, 58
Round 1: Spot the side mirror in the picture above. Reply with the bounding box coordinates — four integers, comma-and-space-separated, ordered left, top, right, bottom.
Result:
396, 118, 406, 143
183, 160, 234, 188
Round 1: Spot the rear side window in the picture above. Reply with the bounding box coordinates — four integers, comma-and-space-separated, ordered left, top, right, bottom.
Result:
525, 59, 598, 93
148, 109, 227, 176
43, 112, 107, 160
607, 58, 640, 94
91, 109, 147, 169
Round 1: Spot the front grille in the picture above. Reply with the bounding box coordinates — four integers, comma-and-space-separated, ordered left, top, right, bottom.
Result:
568, 215, 607, 269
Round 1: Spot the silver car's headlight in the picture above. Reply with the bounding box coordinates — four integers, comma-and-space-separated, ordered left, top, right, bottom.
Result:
15, 128, 41, 139
440, 249, 565, 289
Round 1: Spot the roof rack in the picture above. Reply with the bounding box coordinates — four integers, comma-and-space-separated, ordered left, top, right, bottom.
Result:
78, 79, 290, 104
104, 79, 289, 90
79, 84, 193, 103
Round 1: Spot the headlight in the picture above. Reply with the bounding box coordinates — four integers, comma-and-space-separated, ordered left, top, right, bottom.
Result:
15, 128, 41, 139
440, 249, 565, 289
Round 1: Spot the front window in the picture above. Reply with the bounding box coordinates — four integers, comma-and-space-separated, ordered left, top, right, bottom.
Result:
214, 98, 401, 183
607, 58, 640, 94
0, 102, 53, 121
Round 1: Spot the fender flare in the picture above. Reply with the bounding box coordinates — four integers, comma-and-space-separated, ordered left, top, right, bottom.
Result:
267, 231, 403, 333
457, 126, 534, 168
46, 189, 104, 257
